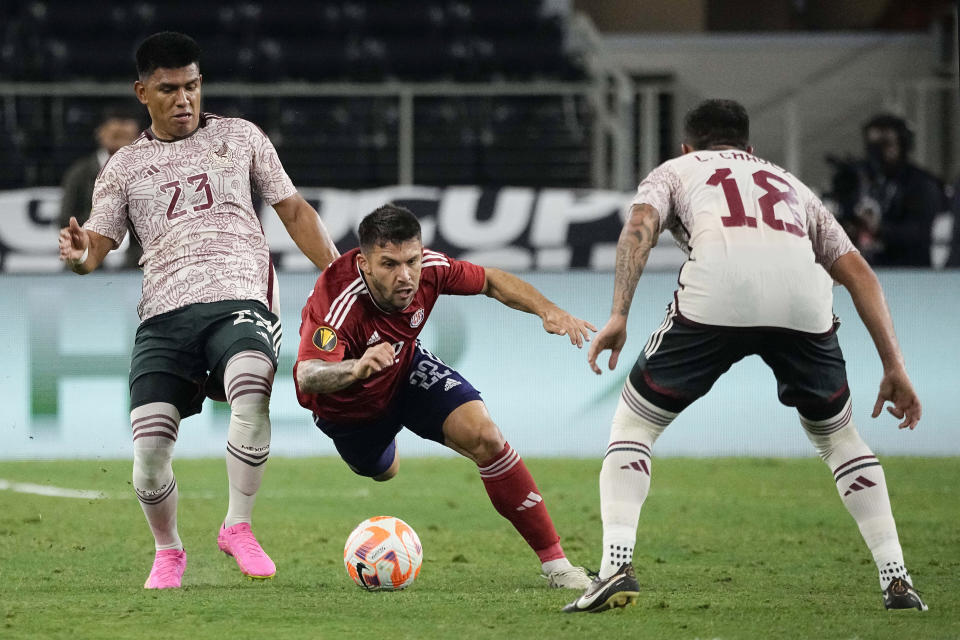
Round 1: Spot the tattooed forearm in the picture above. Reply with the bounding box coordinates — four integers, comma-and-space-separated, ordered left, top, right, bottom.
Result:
296, 359, 358, 394
612, 204, 660, 317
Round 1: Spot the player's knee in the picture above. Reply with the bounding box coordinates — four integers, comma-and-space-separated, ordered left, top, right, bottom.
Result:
800, 401, 857, 460
133, 447, 173, 488
372, 468, 397, 482
133, 467, 166, 490
223, 350, 275, 408
463, 421, 505, 462
812, 424, 867, 463
229, 398, 271, 435
226, 374, 272, 439
371, 457, 399, 482
611, 384, 671, 445
804, 422, 862, 461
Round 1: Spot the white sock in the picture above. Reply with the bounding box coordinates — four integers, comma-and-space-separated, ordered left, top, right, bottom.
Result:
222, 351, 274, 528
541, 557, 573, 575
801, 401, 912, 590
131, 402, 182, 551
598, 380, 674, 579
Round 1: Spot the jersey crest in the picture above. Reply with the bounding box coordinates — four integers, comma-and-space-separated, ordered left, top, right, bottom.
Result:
409, 308, 425, 328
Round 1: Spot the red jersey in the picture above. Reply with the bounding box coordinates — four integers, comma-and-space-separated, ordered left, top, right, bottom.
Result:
295, 247, 486, 421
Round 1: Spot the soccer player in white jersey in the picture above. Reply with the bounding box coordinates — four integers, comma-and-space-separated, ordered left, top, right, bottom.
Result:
564, 99, 927, 613
57, 32, 339, 589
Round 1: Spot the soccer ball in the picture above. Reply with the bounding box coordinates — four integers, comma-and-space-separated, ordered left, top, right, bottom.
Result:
343, 515, 423, 591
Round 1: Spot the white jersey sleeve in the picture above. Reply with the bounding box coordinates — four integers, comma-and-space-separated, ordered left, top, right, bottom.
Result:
632, 163, 678, 227
86, 150, 135, 248
632, 162, 695, 254
249, 123, 296, 206
804, 189, 857, 270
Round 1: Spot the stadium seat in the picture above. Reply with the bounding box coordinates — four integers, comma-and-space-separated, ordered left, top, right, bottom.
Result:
1, 0, 589, 189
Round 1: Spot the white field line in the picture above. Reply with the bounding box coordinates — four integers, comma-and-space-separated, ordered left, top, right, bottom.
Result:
0, 479, 371, 500
0, 478, 105, 499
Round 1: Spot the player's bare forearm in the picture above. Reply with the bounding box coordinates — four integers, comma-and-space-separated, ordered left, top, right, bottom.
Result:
289, 214, 339, 270
481, 267, 555, 317
296, 359, 358, 394
275, 194, 340, 270
481, 267, 596, 346
611, 204, 660, 318
830, 251, 905, 372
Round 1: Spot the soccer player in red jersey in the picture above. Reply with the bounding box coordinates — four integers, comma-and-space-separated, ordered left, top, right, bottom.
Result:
295, 204, 596, 589
564, 99, 926, 613
58, 32, 339, 589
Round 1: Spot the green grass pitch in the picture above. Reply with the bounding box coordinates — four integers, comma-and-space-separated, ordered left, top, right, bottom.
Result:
1, 457, 957, 639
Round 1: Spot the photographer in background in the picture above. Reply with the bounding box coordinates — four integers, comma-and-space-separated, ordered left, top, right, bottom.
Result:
58, 108, 142, 268
946, 176, 960, 268
825, 114, 947, 267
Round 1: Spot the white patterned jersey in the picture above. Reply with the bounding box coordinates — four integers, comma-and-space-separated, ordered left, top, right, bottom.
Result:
633, 149, 856, 333
85, 113, 296, 320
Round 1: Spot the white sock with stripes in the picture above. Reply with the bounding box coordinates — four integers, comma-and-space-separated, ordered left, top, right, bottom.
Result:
222, 351, 275, 528
131, 402, 182, 551
598, 380, 675, 579
801, 401, 911, 590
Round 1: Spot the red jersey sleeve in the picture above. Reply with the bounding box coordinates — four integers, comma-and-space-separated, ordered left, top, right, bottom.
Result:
296, 300, 348, 364
424, 249, 486, 295
295, 249, 366, 367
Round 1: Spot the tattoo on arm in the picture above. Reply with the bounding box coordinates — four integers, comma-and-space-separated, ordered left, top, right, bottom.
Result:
613, 204, 660, 317
297, 359, 358, 394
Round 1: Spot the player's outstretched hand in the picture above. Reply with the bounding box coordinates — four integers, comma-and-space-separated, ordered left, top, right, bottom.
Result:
541, 306, 597, 348
353, 342, 396, 381
872, 366, 922, 430
587, 316, 628, 375
58, 216, 88, 264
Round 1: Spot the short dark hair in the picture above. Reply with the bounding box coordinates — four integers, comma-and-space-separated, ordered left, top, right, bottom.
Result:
358, 204, 422, 251
136, 32, 201, 80
683, 99, 750, 150
99, 104, 142, 125
862, 113, 914, 153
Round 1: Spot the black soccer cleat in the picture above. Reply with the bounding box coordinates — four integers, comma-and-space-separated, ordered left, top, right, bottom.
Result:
562, 563, 639, 613
883, 577, 928, 611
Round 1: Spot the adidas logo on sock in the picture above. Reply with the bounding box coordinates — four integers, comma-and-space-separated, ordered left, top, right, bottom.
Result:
843, 475, 877, 496
516, 491, 542, 511
620, 459, 650, 475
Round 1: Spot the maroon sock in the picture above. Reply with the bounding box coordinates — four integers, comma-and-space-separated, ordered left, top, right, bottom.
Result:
478, 442, 564, 563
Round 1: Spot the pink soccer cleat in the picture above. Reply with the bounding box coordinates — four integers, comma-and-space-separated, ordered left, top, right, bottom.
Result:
217, 522, 276, 580
144, 548, 187, 589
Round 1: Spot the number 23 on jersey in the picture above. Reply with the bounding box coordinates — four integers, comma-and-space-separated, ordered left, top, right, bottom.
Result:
160, 172, 214, 220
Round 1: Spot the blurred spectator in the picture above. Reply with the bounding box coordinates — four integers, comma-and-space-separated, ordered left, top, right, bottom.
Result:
58, 109, 142, 267
825, 113, 948, 267
946, 177, 960, 268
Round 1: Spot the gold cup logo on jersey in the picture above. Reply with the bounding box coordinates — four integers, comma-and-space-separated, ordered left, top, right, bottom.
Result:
313, 326, 338, 352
